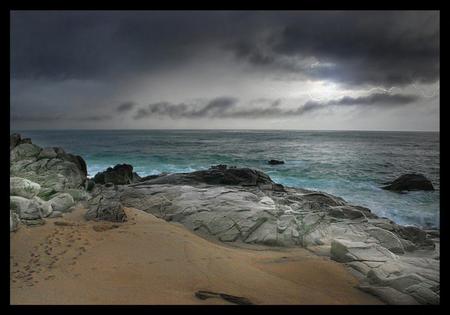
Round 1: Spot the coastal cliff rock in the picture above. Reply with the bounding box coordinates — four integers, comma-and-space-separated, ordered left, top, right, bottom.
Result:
115, 171, 439, 304
268, 159, 285, 165
382, 174, 434, 192
10, 134, 88, 200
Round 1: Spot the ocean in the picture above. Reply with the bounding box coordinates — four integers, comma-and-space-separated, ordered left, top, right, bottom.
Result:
13, 129, 440, 229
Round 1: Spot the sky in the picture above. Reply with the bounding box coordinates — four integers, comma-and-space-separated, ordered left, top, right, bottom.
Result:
10, 10, 440, 131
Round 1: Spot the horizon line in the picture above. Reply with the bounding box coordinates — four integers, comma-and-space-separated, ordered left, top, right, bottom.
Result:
10, 128, 440, 133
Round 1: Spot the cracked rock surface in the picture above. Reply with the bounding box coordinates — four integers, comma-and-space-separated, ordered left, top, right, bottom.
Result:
107, 169, 439, 305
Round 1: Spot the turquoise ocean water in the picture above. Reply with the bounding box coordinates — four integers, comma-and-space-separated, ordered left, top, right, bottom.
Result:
13, 130, 440, 229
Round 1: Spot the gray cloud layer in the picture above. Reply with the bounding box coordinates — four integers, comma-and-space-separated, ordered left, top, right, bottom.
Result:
132, 93, 419, 120
11, 11, 439, 87
117, 101, 135, 112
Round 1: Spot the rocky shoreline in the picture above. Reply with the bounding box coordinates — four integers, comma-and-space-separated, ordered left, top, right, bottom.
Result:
10, 133, 440, 305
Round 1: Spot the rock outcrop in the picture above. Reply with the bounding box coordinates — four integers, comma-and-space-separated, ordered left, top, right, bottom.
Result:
116, 170, 439, 305
93, 163, 140, 185
268, 159, 285, 165
10, 135, 87, 200
132, 165, 284, 191
382, 174, 434, 192
10, 134, 90, 227
85, 186, 127, 222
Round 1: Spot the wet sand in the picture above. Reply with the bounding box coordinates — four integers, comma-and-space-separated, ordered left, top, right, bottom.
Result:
10, 207, 383, 305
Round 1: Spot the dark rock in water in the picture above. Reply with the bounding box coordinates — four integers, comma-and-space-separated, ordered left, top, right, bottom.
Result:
210, 164, 228, 170
93, 164, 136, 185
268, 159, 285, 165
382, 174, 434, 192
194, 290, 253, 305
132, 167, 276, 188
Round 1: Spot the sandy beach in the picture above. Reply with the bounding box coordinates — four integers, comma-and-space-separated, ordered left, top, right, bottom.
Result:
10, 206, 383, 305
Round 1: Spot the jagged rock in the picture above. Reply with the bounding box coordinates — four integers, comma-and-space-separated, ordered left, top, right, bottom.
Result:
10, 134, 87, 197
48, 193, 75, 212
37, 147, 58, 160
268, 159, 285, 165
86, 187, 127, 222
93, 164, 136, 185
10, 210, 20, 232
10, 177, 41, 199
382, 174, 434, 191
10, 143, 41, 162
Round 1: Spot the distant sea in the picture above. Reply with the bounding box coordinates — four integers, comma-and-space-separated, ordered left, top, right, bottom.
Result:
13, 130, 440, 229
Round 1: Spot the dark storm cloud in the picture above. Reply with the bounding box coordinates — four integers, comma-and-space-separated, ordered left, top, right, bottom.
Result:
11, 11, 439, 87
230, 11, 439, 87
117, 101, 136, 112
134, 97, 238, 119
133, 93, 419, 120
10, 11, 240, 80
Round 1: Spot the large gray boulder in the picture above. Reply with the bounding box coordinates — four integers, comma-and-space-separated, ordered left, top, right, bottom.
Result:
10, 195, 53, 220
10, 196, 42, 220
10, 177, 41, 199
48, 193, 75, 212
382, 174, 434, 191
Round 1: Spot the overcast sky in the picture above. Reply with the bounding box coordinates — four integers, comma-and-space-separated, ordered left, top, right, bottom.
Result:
10, 10, 439, 130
